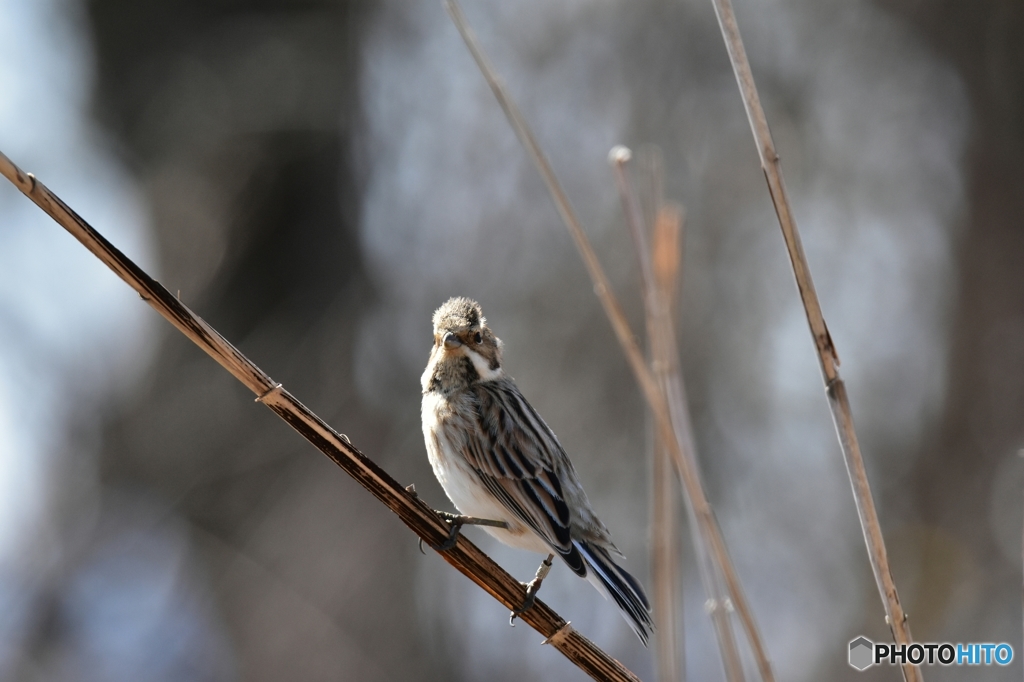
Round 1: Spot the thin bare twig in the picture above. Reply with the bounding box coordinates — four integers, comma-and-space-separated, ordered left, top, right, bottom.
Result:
0, 150, 641, 682
708, 1, 920, 679
443, 3, 775, 680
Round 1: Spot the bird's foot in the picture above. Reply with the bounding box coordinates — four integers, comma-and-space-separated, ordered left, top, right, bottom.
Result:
421, 511, 508, 553
430, 512, 467, 552
510, 554, 554, 626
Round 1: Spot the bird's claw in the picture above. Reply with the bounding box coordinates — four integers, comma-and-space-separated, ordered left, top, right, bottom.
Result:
509, 581, 540, 626
429, 515, 465, 552
422, 512, 508, 553
508, 554, 554, 626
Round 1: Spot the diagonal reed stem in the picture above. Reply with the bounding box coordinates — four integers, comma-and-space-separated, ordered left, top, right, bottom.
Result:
0, 150, 641, 682
443, 2, 775, 679
708, 1, 920, 680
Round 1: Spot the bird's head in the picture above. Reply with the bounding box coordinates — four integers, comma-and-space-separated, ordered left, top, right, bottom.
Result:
423, 297, 504, 392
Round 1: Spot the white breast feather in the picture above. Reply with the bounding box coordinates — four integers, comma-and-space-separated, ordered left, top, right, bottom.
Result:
421, 390, 549, 554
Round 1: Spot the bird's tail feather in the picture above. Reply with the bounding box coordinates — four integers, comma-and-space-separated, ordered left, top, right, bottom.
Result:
576, 540, 654, 646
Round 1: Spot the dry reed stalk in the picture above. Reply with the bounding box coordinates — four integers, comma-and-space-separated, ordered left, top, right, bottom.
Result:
0, 150, 641, 682
649, 204, 682, 680
651, 423, 684, 682
708, 1, 920, 680
611, 148, 686, 682
634, 154, 686, 682
634, 156, 687, 682
613, 151, 775, 682
443, 2, 775, 679
649, 225, 684, 682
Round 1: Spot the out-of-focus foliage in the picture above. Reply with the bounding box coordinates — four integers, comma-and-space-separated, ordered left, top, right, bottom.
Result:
0, 0, 1021, 679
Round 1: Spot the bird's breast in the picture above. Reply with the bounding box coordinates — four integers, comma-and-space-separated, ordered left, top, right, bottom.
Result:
420, 390, 547, 553
420, 390, 473, 493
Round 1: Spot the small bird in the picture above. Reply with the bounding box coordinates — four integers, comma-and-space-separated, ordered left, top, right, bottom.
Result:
420, 296, 653, 644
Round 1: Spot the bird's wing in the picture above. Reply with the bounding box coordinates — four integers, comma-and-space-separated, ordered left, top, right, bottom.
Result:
462, 380, 586, 576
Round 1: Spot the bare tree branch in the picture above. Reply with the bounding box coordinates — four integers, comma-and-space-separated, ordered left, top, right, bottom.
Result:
707, 1, 920, 679
0, 149, 642, 682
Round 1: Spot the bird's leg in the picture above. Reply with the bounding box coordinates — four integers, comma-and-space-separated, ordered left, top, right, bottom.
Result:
510, 554, 555, 625
427, 511, 508, 552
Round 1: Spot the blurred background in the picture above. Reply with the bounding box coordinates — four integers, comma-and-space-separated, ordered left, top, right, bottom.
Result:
0, 0, 1021, 679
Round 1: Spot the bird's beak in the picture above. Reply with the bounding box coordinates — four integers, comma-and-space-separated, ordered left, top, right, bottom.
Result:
442, 332, 463, 350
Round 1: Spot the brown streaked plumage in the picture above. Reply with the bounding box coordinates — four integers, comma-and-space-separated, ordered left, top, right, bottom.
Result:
420, 296, 653, 644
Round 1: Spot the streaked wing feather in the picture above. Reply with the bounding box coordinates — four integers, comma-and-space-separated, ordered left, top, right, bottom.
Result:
460, 380, 583, 573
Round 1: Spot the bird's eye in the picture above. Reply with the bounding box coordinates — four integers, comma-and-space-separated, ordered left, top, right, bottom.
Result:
473, 332, 483, 344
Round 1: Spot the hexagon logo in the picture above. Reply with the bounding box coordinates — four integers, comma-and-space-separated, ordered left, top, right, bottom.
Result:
849, 636, 874, 670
